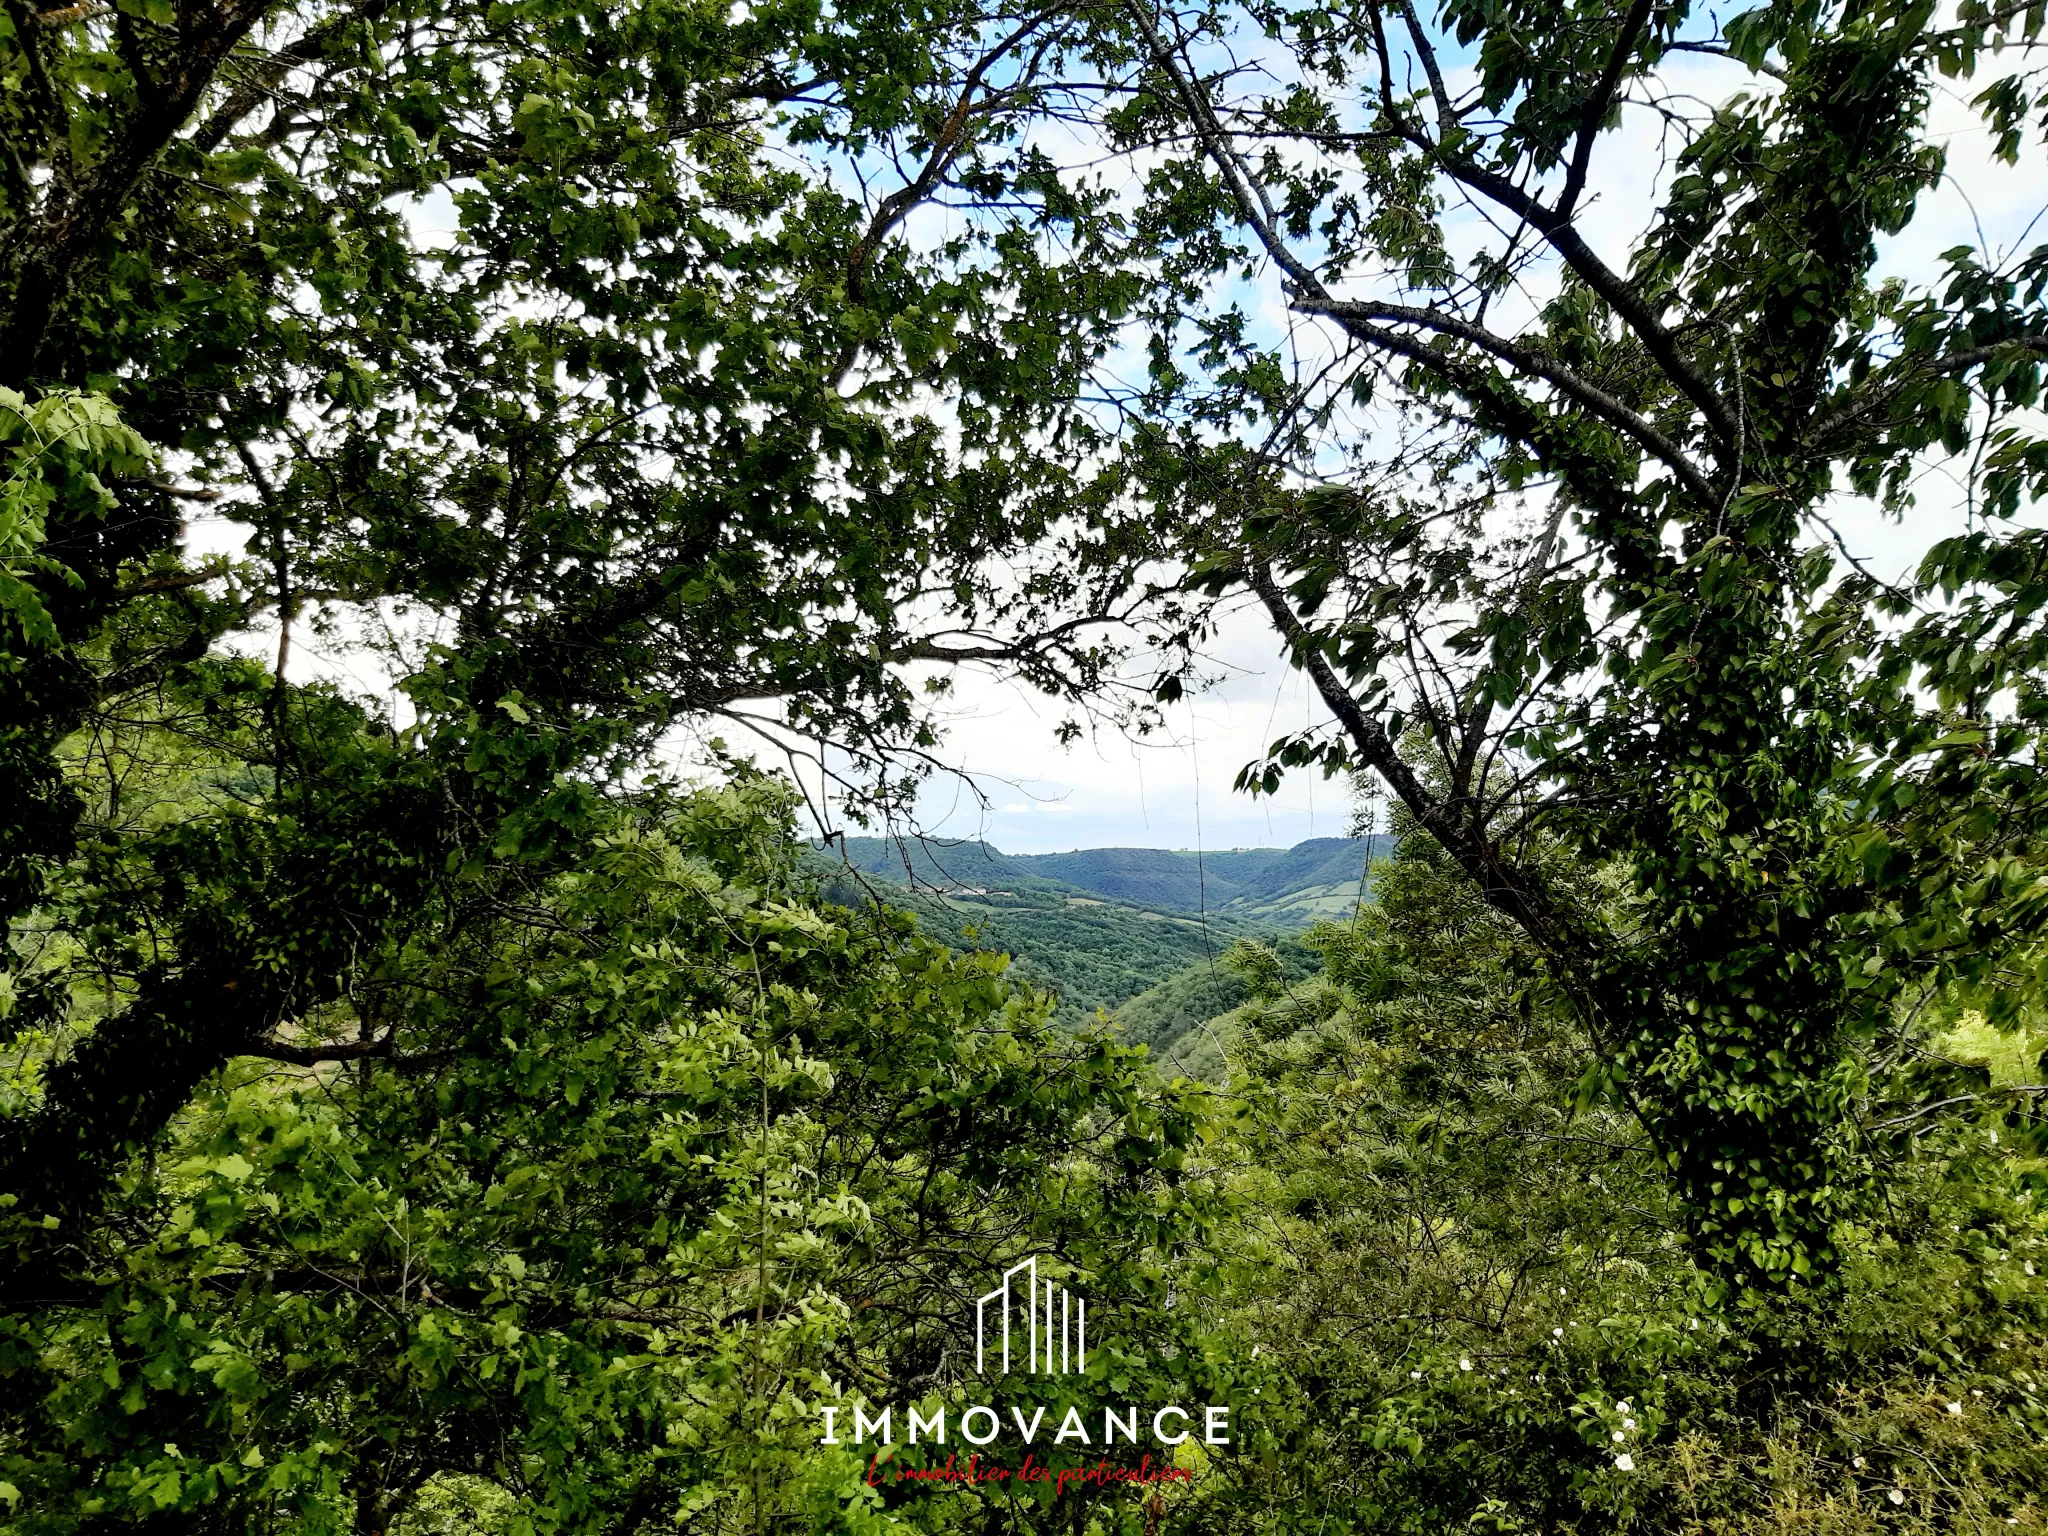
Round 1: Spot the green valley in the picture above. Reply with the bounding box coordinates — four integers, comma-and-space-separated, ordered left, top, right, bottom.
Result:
813, 835, 1381, 1026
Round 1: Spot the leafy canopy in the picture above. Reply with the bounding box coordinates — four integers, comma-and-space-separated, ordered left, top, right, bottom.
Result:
0, 0, 1149, 1274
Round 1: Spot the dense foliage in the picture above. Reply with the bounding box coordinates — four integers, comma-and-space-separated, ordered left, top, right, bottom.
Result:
0, 0, 1139, 1300
1105, 937, 1320, 1082
1188, 819, 2048, 1533
2, 779, 1221, 1532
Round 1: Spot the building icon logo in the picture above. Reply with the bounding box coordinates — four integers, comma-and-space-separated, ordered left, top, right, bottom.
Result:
975, 1258, 1085, 1376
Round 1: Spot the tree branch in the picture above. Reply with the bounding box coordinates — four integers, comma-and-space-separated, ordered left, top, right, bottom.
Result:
1409, 144, 1743, 455
114, 564, 231, 597
27, 1, 111, 24
1392, 0, 1455, 129
1292, 294, 1719, 502
1663, 39, 1788, 81
1125, 1, 1323, 293
115, 477, 224, 502
828, 9, 1058, 385
241, 1035, 456, 1069
1245, 558, 1595, 967
1131, 0, 1739, 470
190, 0, 399, 155
1803, 335, 2048, 451
242, 1034, 392, 1065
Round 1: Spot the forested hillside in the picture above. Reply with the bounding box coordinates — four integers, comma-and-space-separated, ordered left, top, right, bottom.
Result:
816, 835, 1377, 1021
1108, 937, 1321, 1081
836, 876, 1253, 1025
5, 0, 2048, 1531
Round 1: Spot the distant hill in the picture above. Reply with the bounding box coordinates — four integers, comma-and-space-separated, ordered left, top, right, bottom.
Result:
825, 836, 1027, 891
811, 833, 1386, 1024
826, 833, 1385, 916
1002, 846, 1223, 909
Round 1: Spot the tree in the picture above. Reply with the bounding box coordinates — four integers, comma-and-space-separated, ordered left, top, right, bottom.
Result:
0, 0, 1146, 1289
0, 777, 1221, 1532
1025, 0, 2048, 1284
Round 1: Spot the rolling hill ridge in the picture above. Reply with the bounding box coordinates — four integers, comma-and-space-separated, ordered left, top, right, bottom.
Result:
824, 834, 1383, 916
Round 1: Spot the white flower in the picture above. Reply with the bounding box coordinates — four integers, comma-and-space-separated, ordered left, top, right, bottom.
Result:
1460, 1358, 1473, 1372
1613, 1453, 1635, 1472
1623, 1418, 1637, 1431
1616, 1400, 1632, 1413
1889, 1490, 1906, 1506
2027, 1261, 2036, 1276
1853, 1457, 1865, 1469
1946, 1401, 1963, 1416
1611, 1430, 1625, 1443
1971, 1389, 1983, 1398
1553, 1327, 1564, 1338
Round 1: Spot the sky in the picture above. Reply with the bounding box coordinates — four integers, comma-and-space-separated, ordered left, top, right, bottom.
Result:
185, 16, 2046, 859
836, 599, 1361, 855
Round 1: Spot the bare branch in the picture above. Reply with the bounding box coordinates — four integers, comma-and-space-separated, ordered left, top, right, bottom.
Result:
1867, 1085, 2048, 1133
1244, 558, 1597, 974
119, 477, 224, 502
114, 565, 232, 597
1392, 0, 1455, 128
1129, 0, 1739, 473
27, 1, 110, 26
1407, 145, 1743, 456
242, 1035, 392, 1065
1124, 1, 1322, 293
1663, 39, 1788, 81
1556, 0, 1656, 221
